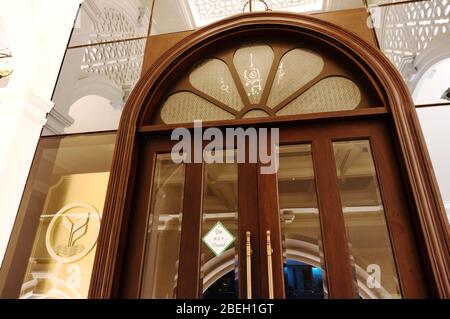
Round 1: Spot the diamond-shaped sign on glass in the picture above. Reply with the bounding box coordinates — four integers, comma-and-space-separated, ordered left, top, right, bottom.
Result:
202, 221, 235, 256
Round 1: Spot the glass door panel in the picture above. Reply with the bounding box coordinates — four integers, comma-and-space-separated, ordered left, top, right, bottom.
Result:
332, 140, 402, 299
277, 144, 327, 299
201, 150, 239, 299
140, 154, 185, 298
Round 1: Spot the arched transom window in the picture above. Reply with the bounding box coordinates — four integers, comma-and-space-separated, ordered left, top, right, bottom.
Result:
150, 38, 383, 125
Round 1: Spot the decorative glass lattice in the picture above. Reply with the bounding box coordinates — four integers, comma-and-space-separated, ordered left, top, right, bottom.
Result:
159, 42, 363, 124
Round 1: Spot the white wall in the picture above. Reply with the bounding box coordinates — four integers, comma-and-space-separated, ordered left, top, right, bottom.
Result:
417, 106, 450, 222
0, 0, 81, 267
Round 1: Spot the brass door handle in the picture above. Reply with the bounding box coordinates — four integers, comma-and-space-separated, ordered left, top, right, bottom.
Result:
266, 230, 274, 299
246, 231, 252, 299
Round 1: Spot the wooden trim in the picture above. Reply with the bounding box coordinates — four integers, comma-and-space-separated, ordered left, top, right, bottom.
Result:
138, 108, 389, 134
313, 137, 355, 298
368, 121, 429, 298
177, 163, 204, 298
238, 163, 262, 298
117, 138, 158, 298
89, 12, 450, 298
256, 148, 285, 299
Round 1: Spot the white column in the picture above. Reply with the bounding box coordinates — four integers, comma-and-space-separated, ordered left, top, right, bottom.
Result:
0, 0, 81, 267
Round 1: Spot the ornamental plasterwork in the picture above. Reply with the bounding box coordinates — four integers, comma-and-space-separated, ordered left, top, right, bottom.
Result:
79, 1, 149, 105
376, 0, 450, 77
81, 38, 145, 103
94, 7, 137, 42
189, 0, 323, 21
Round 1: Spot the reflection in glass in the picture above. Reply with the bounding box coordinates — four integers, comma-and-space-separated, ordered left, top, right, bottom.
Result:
45, 38, 145, 135
277, 145, 327, 299
141, 154, 185, 298
333, 140, 401, 299
201, 150, 239, 299
371, 0, 449, 96
150, 0, 196, 35
413, 58, 450, 105
19, 133, 116, 299
69, 0, 153, 47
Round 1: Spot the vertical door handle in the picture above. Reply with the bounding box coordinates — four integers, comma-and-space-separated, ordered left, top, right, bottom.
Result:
266, 230, 274, 299
246, 231, 252, 299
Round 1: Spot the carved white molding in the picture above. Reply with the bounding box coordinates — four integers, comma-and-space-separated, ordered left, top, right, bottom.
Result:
45, 108, 75, 135
0, 90, 54, 126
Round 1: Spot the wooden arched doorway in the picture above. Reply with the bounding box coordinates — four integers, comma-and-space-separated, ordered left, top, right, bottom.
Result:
89, 12, 450, 299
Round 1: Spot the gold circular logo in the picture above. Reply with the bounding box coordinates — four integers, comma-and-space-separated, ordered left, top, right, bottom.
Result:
45, 202, 101, 264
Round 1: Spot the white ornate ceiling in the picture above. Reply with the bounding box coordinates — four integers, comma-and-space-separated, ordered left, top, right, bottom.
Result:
187, 0, 324, 26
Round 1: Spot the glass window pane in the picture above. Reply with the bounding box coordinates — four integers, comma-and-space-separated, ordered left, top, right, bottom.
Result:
69, 1, 154, 47
45, 38, 145, 135
233, 43, 274, 104
267, 49, 324, 109
201, 151, 239, 299
278, 144, 327, 299
333, 140, 402, 299
190, 59, 245, 111
19, 132, 116, 299
276, 77, 361, 116
150, 0, 196, 35
161, 92, 235, 124
140, 154, 185, 298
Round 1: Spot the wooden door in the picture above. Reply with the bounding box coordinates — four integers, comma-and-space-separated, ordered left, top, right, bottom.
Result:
259, 118, 428, 299
118, 118, 428, 299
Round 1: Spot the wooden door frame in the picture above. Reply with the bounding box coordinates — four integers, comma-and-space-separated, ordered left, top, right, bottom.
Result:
89, 12, 450, 298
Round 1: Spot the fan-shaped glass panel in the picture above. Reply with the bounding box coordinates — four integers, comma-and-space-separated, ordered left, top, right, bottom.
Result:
276, 77, 361, 116
190, 59, 245, 111
267, 49, 324, 108
161, 92, 235, 124
233, 43, 274, 104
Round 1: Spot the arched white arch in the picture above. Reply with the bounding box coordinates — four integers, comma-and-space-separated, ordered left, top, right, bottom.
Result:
201, 239, 393, 299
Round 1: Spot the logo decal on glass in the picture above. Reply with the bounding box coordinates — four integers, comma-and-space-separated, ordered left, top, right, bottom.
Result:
202, 221, 235, 256
45, 202, 101, 263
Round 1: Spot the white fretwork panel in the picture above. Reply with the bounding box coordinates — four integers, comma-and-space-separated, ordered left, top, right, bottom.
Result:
81, 38, 145, 101
190, 0, 322, 20
93, 7, 137, 42
72, 0, 151, 46
377, 0, 450, 70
